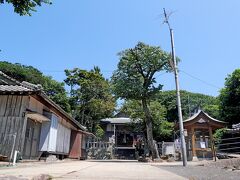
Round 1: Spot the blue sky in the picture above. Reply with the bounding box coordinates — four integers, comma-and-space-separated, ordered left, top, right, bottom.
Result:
0, 0, 240, 97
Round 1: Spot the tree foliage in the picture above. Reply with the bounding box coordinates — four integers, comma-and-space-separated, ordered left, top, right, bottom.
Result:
111, 42, 171, 100
219, 69, 240, 125
121, 100, 173, 141
0, 61, 71, 112
95, 125, 105, 139
111, 42, 172, 158
213, 128, 227, 144
157, 90, 220, 122
0, 0, 51, 16
65, 67, 116, 133
121, 89, 219, 141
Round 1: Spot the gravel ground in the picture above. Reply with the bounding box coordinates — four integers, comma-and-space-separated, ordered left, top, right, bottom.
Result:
153, 165, 240, 180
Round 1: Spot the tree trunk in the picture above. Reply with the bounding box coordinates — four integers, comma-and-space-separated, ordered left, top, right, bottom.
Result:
142, 98, 157, 160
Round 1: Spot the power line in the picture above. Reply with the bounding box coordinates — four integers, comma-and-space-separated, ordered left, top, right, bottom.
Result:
41, 69, 221, 90
40, 69, 114, 73
40, 70, 168, 76
155, 72, 168, 78
180, 69, 221, 89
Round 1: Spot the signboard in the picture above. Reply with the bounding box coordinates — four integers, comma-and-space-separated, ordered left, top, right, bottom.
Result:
200, 141, 206, 149
184, 129, 188, 137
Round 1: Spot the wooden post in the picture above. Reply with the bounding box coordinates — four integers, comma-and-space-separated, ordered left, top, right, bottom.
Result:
191, 127, 198, 161
209, 127, 216, 161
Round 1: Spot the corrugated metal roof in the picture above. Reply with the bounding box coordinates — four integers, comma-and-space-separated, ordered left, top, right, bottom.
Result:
27, 112, 50, 122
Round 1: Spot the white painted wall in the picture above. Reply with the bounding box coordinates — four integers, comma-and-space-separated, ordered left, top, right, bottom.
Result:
39, 121, 50, 151
39, 113, 58, 152
56, 123, 71, 153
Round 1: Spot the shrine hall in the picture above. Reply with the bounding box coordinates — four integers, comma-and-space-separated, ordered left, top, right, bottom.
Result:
182, 110, 227, 161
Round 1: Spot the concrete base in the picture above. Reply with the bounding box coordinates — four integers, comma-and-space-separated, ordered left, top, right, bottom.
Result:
46, 155, 58, 162
192, 156, 199, 162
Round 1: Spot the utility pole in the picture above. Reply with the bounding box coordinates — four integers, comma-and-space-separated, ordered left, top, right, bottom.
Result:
163, 8, 187, 166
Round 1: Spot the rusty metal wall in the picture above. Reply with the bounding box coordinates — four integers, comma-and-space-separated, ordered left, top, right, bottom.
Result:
69, 130, 82, 159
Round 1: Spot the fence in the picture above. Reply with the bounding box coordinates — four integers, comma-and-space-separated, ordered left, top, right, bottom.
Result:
86, 141, 113, 149
215, 136, 240, 155
86, 141, 114, 159
157, 142, 176, 157
85, 140, 177, 160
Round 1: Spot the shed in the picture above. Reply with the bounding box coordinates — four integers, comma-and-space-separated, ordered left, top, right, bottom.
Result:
0, 71, 87, 160
182, 110, 227, 161
69, 130, 95, 160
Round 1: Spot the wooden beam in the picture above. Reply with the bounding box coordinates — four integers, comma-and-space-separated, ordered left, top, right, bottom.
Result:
191, 126, 197, 157
209, 126, 215, 159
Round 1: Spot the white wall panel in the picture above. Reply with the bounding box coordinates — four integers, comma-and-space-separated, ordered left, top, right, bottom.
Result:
56, 123, 71, 153
48, 113, 58, 152
39, 121, 50, 151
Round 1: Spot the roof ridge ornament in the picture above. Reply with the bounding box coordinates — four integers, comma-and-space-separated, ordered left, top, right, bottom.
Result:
198, 118, 207, 123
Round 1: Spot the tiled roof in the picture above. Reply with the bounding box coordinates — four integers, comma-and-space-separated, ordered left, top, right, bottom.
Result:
0, 71, 21, 85
183, 110, 227, 124
0, 71, 41, 93
0, 85, 34, 92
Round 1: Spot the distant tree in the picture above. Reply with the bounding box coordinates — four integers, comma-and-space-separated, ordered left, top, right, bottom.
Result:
65, 67, 116, 133
0, 0, 51, 16
219, 69, 240, 125
203, 104, 220, 119
111, 42, 172, 159
95, 125, 105, 139
157, 90, 220, 122
0, 61, 71, 112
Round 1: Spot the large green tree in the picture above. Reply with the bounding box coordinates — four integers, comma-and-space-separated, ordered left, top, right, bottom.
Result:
1, 0, 51, 16
0, 61, 71, 112
111, 42, 172, 159
65, 67, 116, 133
219, 69, 240, 125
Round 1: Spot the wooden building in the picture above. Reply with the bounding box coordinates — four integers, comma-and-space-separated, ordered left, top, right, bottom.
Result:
0, 71, 87, 160
100, 116, 143, 159
182, 110, 227, 161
